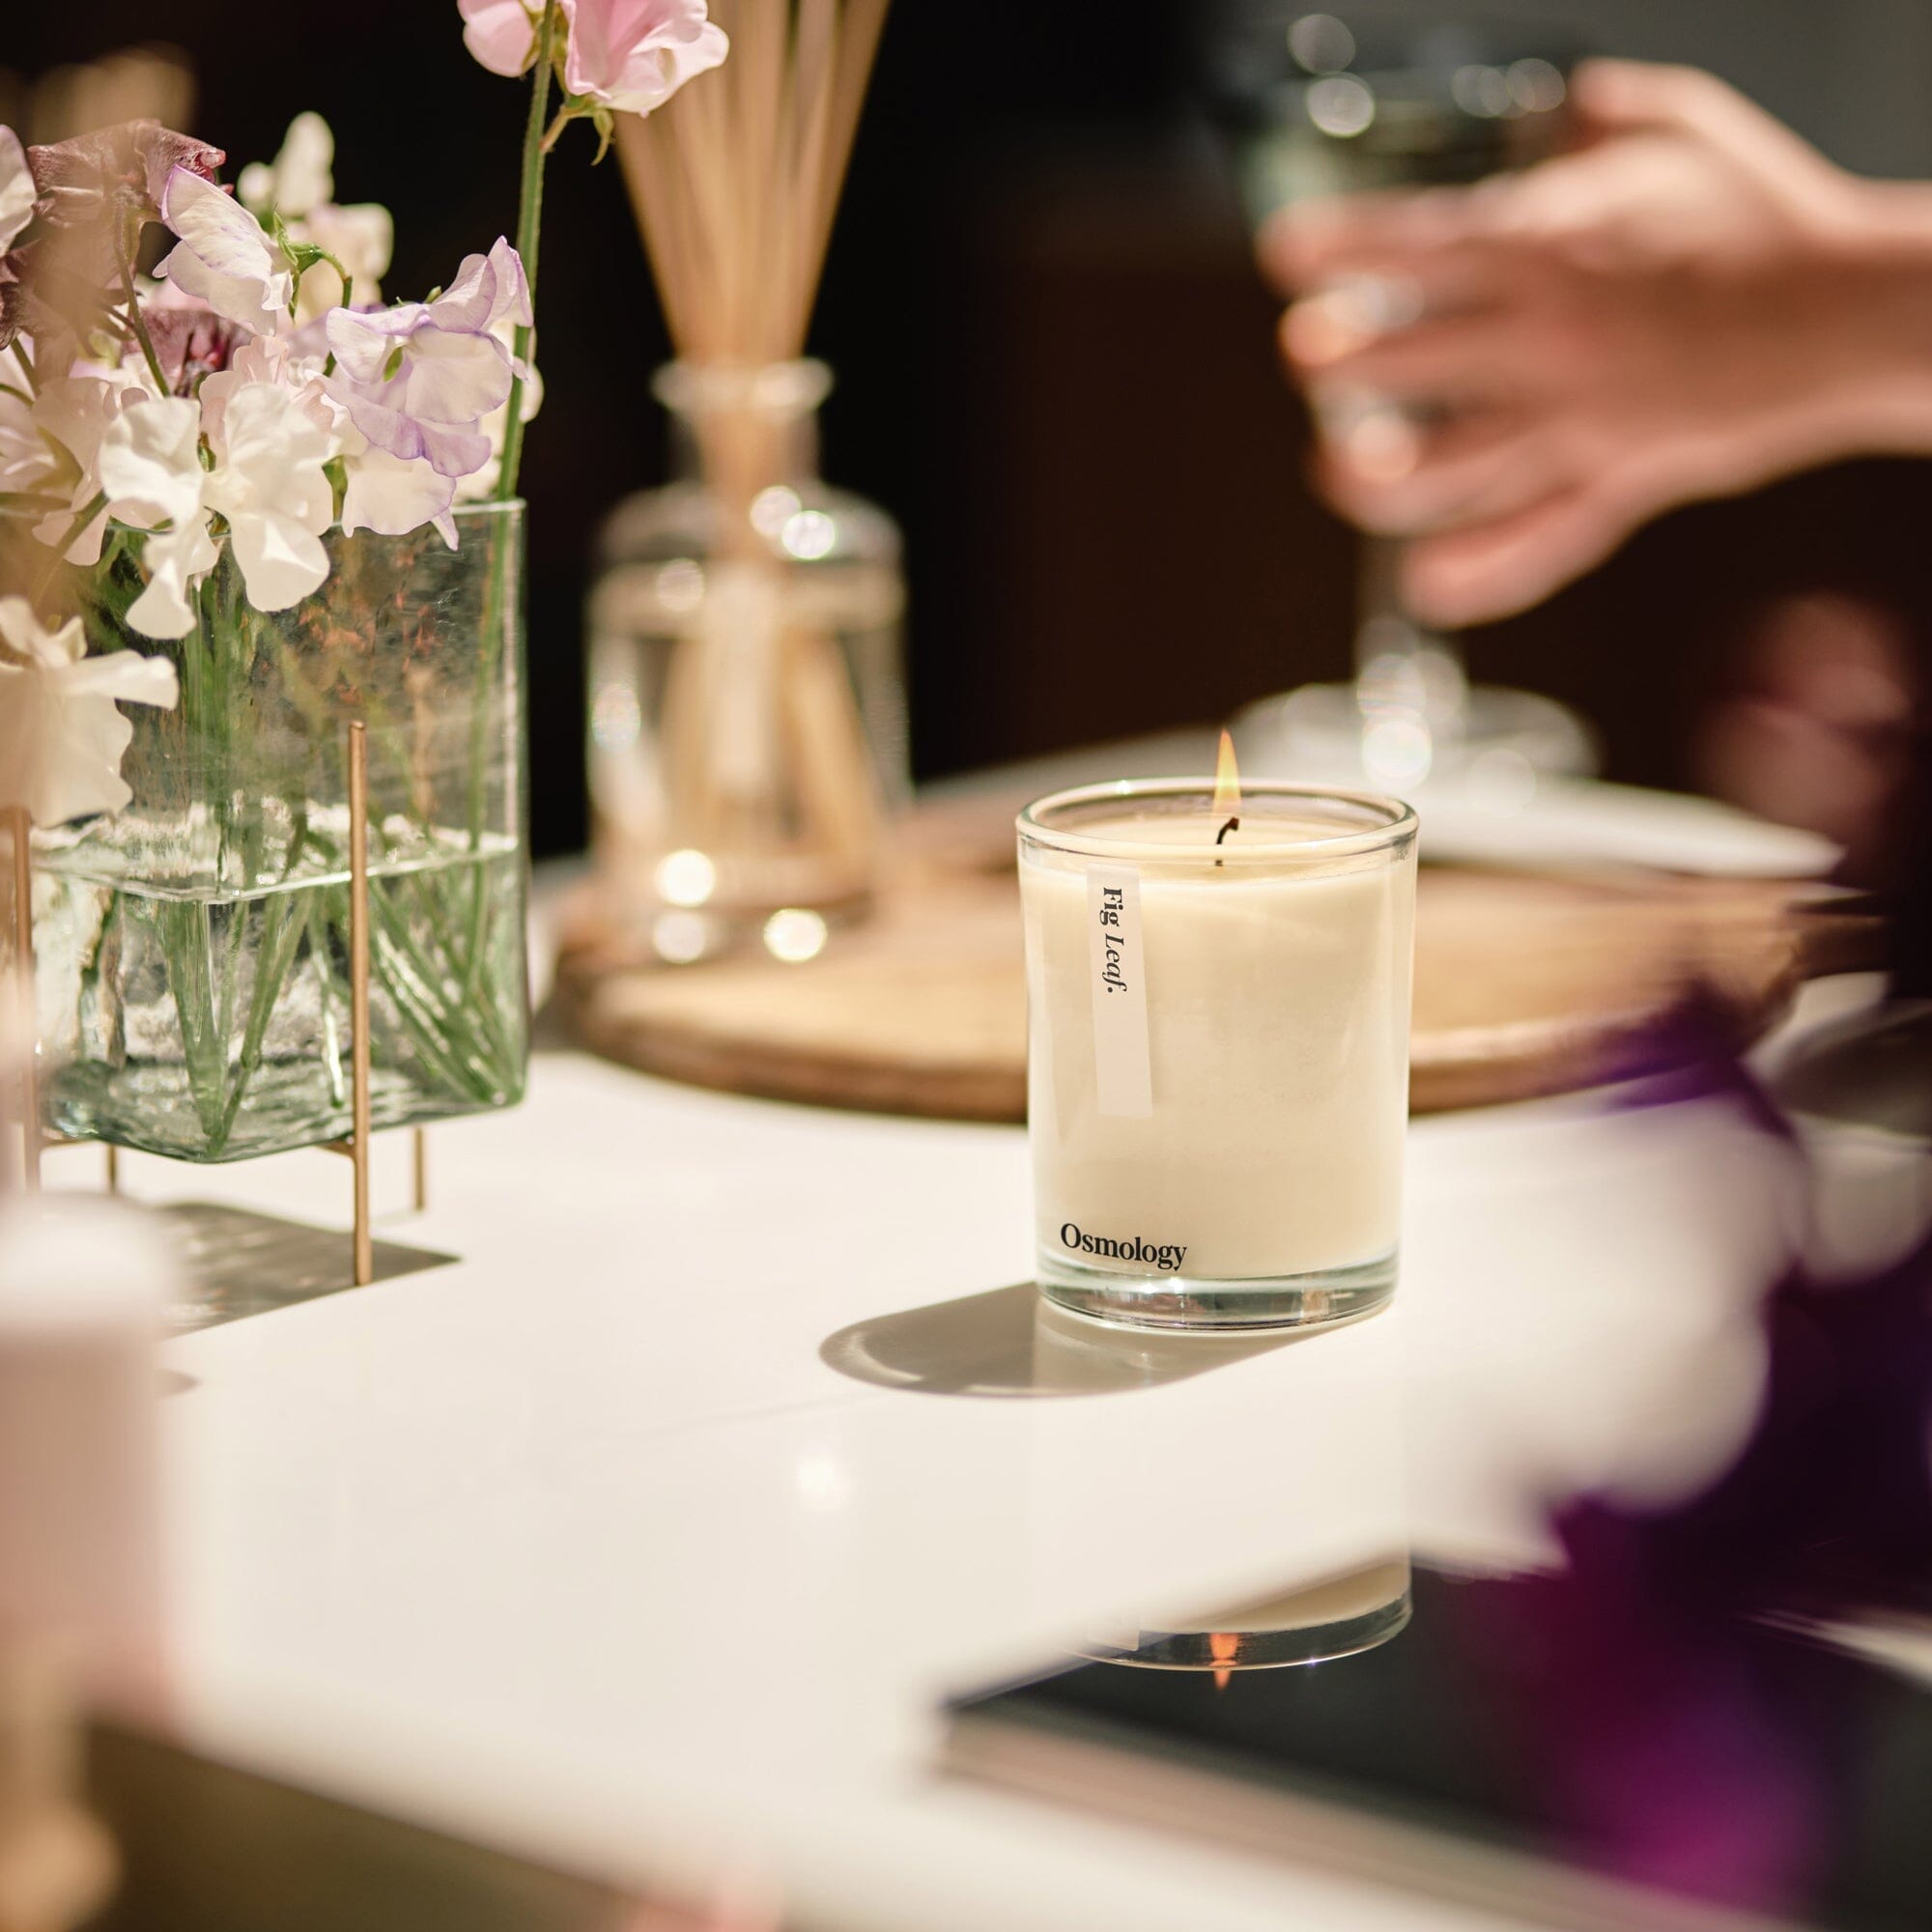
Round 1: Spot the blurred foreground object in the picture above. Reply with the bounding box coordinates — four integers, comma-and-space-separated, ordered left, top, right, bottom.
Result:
0, 45, 192, 150
1209, 7, 1596, 795
0, 1198, 171, 1709
0, 1196, 178, 1932
950, 1017, 1932, 1929
588, 0, 905, 967
1710, 600, 1932, 1156
1698, 593, 1919, 886
0, 1654, 112, 1932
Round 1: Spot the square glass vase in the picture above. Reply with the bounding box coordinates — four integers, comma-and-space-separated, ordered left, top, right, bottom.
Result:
33, 502, 530, 1164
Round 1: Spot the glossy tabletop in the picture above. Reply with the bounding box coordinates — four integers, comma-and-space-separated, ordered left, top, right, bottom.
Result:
56, 965, 1900, 1932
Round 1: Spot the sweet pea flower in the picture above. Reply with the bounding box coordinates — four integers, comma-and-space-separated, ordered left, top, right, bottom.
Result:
144, 303, 248, 395
200, 326, 452, 542
455, 324, 541, 503
97, 394, 218, 638
324, 238, 528, 479
459, 0, 540, 76
293, 202, 392, 319
156, 167, 293, 331
236, 112, 334, 219
197, 334, 332, 451
237, 115, 394, 324
203, 381, 334, 612
97, 363, 336, 638
340, 435, 459, 547
560, 0, 727, 115
30, 368, 153, 563
0, 596, 179, 827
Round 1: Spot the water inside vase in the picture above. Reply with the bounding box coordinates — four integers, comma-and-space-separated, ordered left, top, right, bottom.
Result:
35, 832, 526, 1164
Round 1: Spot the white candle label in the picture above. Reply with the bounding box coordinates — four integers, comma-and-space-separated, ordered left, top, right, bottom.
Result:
1086, 864, 1152, 1118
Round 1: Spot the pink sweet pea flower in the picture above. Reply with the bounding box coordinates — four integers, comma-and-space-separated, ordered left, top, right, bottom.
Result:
460, 0, 541, 77
560, 0, 727, 115
323, 238, 530, 480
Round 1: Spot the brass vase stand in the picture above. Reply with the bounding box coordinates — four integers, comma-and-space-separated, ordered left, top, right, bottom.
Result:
6, 723, 424, 1289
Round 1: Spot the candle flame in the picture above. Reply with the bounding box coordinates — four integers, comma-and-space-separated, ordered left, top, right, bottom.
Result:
1212, 730, 1241, 820
1208, 1631, 1240, 1690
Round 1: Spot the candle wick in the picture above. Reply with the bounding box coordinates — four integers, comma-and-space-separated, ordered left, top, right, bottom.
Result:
1214, 815, 1238, 867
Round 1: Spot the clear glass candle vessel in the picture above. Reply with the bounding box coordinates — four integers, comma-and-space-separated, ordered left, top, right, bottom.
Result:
1018, 781, 1418, 1330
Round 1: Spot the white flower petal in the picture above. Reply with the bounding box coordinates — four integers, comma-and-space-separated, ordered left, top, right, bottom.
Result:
157, 169, 293, 328
58, 651, 182, 708
0, 608, 178, 828
99, 396, 206, 530
227, 512, 329, 611
270, 113, 334, 218
200, 383, 334, 611
325, 303, 426, 384
340, 446, 455, 538
155, 244, 291, 331
402, 324, 513, 425
206, 382, 334, 509
161, 170, 276, 280
236, 160, 275, 214
0, 596, 85, 669
0, 127, 36, 255
126, 517, 219, 639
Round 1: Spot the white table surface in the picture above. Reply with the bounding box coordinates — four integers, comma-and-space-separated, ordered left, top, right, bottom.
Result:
46, 951, 1907, 1932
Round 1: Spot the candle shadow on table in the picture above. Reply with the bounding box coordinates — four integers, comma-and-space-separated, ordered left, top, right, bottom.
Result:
156, 1203, 455, 1333
820, 1283, 1303, 1399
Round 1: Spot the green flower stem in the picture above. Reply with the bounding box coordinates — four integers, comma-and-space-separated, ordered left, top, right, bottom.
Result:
461, 512, 517, 995
452, 7, 555, 992
116, 247, 170, 396
497, 0, 558, 506
213, 845, 313, 1151
299, 822, 518, 1095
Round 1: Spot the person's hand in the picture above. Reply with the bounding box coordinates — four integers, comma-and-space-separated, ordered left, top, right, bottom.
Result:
1262, 60, 1932, 626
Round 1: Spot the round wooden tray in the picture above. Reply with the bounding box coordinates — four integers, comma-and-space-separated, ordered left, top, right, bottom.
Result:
554, 796, 1882, 1122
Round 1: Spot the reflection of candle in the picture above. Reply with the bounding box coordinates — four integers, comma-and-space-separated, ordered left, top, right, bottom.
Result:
1082, 1557, 1414, 1675
1019, 760, 1416, 1329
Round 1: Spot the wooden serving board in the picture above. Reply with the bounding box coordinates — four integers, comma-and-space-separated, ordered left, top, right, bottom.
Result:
554, 793, 1884, 1122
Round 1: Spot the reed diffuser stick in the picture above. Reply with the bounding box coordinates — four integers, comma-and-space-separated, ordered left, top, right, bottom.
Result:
615, 0, 890, 364
611, 0, 895, 915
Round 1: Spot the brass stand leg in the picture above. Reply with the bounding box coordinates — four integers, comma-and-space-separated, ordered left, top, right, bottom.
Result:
348, 723, 373, 1287
7, 805, 39, 1192
104, 1145, 120, 1195
412, 1126, 428, 1213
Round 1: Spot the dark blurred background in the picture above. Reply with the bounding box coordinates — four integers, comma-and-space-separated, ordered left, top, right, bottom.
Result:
10, 1, 1932, 856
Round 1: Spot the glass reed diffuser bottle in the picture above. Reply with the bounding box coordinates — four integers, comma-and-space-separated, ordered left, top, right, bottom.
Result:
595, 0, 901, 964
586, 359, 906, 962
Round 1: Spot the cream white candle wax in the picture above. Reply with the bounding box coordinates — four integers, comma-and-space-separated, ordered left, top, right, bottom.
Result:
1019, 777, 1416, 1329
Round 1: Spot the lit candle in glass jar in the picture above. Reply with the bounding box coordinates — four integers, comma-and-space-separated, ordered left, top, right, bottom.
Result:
1018, 740, 1417, 1329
